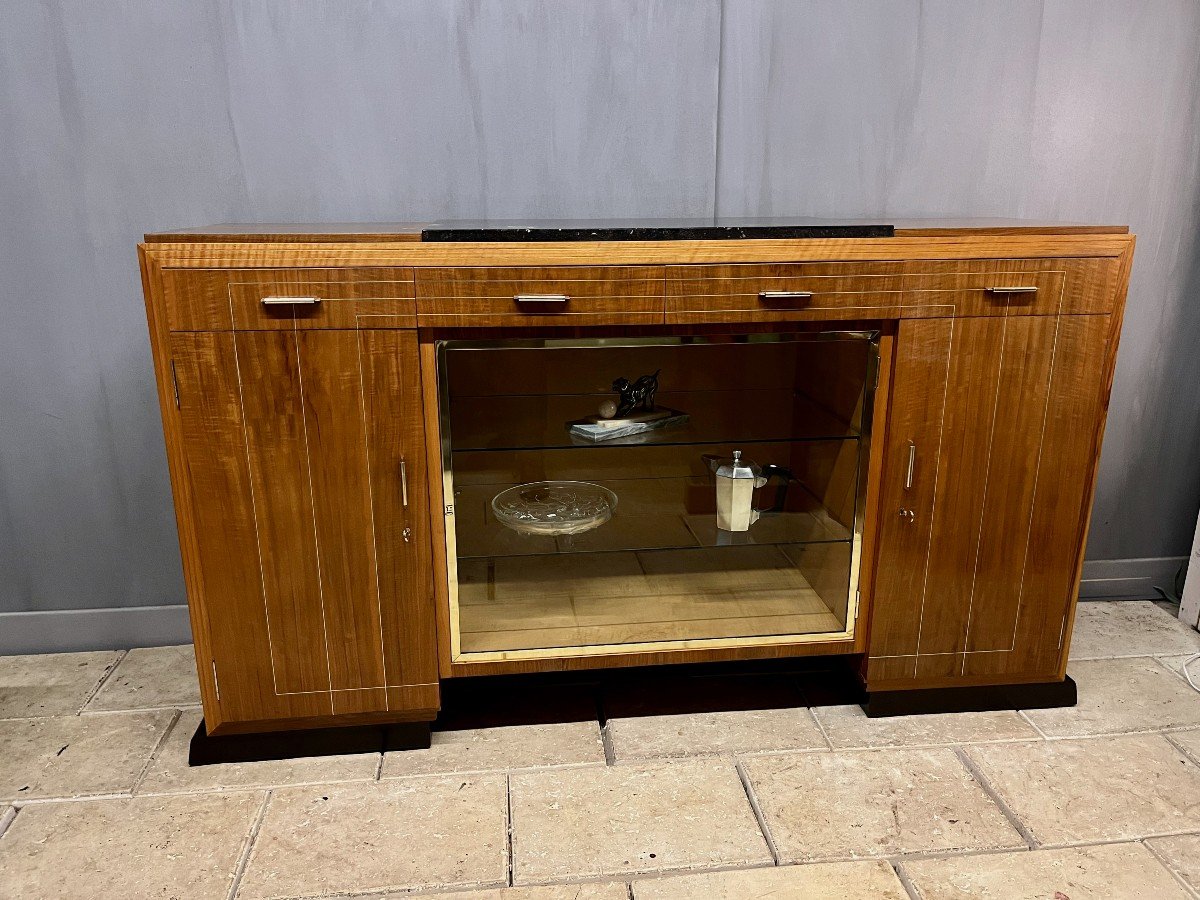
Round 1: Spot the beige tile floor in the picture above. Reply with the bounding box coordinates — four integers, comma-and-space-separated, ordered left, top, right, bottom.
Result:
1, 602, 1200, 898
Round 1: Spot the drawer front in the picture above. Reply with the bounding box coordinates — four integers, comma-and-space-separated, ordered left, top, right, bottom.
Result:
415, 266, 666, 326
164, 268, 416, 331
666, 258, 1115, 325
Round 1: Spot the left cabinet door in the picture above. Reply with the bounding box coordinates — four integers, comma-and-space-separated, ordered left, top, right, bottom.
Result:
169, 328, 439, 732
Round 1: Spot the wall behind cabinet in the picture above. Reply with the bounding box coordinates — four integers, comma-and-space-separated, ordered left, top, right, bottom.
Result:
1, 0, 1198, 650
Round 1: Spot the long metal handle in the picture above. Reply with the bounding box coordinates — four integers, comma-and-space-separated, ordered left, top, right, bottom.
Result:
261, 296, 321, 305
399, 459, 409, 507
759, 290, 814, 303
984, 285, 1038, 294
904, 441, 916, 490
514, 294, 570, 311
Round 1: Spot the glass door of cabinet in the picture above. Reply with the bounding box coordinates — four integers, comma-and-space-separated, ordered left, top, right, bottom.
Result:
437, 332, 878, 661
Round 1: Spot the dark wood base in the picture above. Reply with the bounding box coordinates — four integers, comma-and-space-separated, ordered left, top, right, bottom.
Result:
188, 719, 431, 766
862, 676, 1077, 718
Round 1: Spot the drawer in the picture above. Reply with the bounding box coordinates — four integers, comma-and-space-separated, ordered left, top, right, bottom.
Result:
666, 259, 1115, 324
163, 268, 416, 330
415, 266, 665, 327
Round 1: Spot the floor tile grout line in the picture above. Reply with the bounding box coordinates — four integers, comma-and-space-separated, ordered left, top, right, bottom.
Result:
1016, 708, 1049, 739
1141, 837, 1200, 899
882, 844, 1040, 866
1033, 830, 1200, 851
600, 722, 617, 766
518, 859, 779, 891
77, 650, 127, 713
11, 791, 134, 807
129, 777, 376, 801
892, 860, 925, 900
806, 706, 835, 751
1, 706, 196, 723
952, 746, 1039, 850
226, 789, 272, 900
788, 842, 1026, 868
1156, 656, 1200, 691
0, 804, 18, 840
733, 757, 780, 866
79, 703, 203, 716
1165, 731, 1200, 770
230, 880, 504, 900
130, 708, 182, 796
518, 844, 1180, 889
505, 772, 515, 887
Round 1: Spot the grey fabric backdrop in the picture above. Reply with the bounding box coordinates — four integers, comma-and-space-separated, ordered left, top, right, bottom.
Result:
2, 1, 1198, 649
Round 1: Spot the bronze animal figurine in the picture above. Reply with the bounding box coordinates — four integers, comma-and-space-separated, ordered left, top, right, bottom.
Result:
611, 370, 660, 418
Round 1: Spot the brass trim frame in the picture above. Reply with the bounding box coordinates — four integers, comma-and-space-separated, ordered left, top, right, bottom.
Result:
435, 330, 880, 664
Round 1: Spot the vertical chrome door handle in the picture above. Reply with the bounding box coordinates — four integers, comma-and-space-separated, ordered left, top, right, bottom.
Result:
399, 459, 409, 507
904, 441, 916, 490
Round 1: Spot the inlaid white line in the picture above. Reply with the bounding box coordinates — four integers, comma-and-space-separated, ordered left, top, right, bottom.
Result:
355, 318, 391, 708
228, 291, 283, 697
914, 312, 957, 662
1011, 277, 1067, 653
293, 318, 336, 706
961, 310, 1010, 673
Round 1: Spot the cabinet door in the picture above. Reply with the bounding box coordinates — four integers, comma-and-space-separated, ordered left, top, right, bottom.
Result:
866, 314, 1112, 688
170, 328, 439, 730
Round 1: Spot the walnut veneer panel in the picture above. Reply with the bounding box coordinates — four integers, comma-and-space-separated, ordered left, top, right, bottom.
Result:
163, 267, 416, 331
415, 265, 665, 326
864, 318, 953, 668
963, 314, 1115, 678
865, 314, 1115, 688
170, 332, 332, 725
665, 257, 1115, 325
167, 328, 438, 731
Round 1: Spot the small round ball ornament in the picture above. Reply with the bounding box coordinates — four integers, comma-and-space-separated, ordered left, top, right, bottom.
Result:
598, 399, 618, 420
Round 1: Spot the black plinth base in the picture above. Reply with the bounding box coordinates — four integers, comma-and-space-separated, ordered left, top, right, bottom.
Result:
188, 719, 431, 766
862, 675, 1077, 718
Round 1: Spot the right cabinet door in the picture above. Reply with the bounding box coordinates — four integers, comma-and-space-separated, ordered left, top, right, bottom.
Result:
867, 313, 1113, 687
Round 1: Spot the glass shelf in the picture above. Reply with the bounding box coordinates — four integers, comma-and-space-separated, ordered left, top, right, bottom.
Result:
452, 475, 852, 559
447, 389, 859, 453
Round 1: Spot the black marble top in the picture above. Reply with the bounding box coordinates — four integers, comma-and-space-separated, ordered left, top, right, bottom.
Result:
419, 218, 894, 242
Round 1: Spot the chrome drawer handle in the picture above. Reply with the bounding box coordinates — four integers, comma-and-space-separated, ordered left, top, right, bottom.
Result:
758, 290, 814, 303
261, 296, 321, 305
984, 286, 1038, 294
514, 294, 570, 311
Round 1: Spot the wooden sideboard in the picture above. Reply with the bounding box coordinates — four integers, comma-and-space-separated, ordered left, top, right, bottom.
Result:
139, 221, 1133, 739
